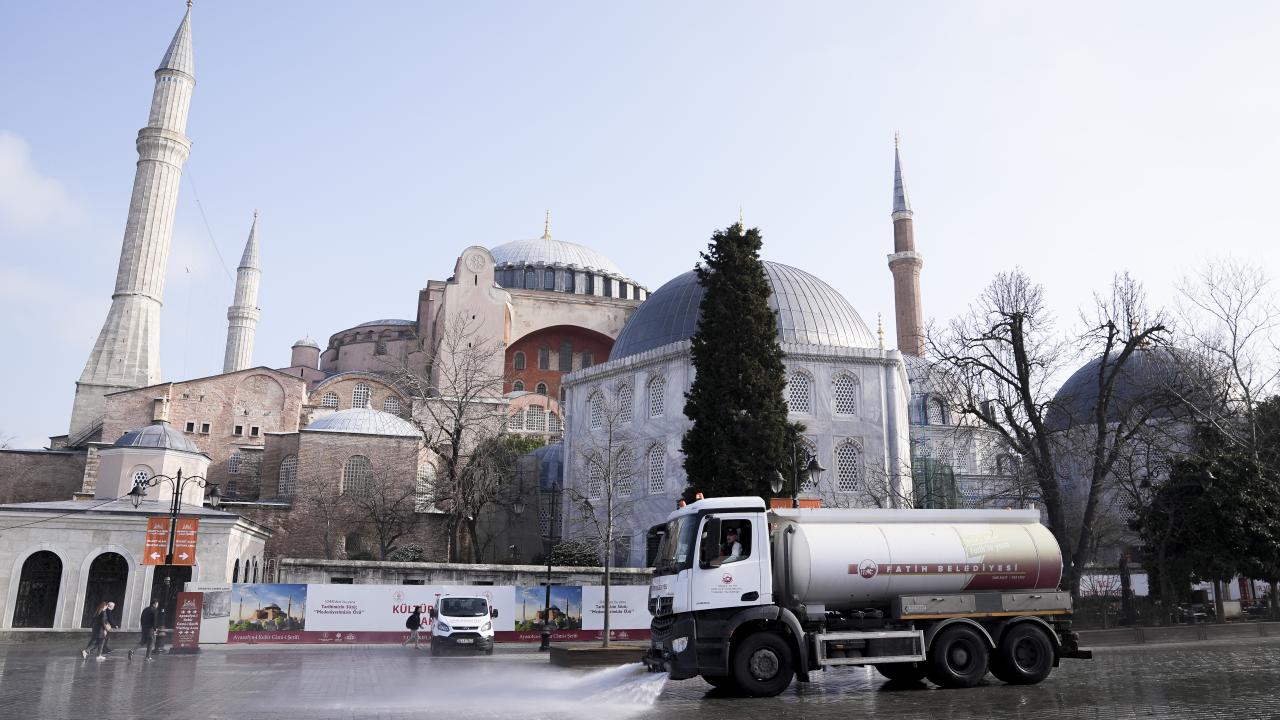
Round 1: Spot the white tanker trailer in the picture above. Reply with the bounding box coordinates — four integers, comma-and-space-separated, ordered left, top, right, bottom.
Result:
642, 496, 1092, 696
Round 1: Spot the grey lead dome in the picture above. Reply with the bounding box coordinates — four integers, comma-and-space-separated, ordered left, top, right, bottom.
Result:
304, 408, 421, 437
489, 237, 626, 278
115, 421, 201, 453
611, 261, 877, 360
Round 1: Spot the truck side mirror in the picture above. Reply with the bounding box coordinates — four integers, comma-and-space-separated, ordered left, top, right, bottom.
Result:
490, 608, 498, 618
699, 516, 721, 568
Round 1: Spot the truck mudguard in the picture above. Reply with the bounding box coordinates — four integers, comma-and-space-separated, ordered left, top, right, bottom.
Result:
718, 605, 810, 682
924, 617, 995, 649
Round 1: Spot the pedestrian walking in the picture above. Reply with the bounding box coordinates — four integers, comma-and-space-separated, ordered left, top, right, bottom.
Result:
81, 602, 111, 660
129, 600, 160, 662
402, 606, 423, 649
101, 601, 118, 655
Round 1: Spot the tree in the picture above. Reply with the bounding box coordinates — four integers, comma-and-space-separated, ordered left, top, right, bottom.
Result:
347, 462, 424, 560
549, 539, 600, 567
929, 270, 1174, 596
464, 433, 547, 561
682, 222, 794, 499
387, 312, 508, 562
294, 472, 351, 560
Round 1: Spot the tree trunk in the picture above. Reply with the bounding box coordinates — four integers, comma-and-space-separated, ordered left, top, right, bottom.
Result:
1213, 579, 1227, 623
1270, 581, 1278, 621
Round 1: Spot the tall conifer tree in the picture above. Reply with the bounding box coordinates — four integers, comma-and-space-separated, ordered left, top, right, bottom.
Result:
681, 223, 797, 499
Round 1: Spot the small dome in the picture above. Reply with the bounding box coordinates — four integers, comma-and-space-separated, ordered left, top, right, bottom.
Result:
490, 237, 626, 278
304, 408, 421, 437
1045, 347, 1194, 432
611, 261, 876, 360
114, 421, 200, 453
292, 336, 320, 349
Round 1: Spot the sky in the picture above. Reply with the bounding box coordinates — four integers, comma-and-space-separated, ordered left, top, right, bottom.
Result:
1, 1, 1278, 448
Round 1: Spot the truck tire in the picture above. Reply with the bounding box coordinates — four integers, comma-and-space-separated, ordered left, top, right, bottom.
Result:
990, 624, 1053, 685
730, 632, 794, 697
925, 625, 989, 688
875, 662, 927, 683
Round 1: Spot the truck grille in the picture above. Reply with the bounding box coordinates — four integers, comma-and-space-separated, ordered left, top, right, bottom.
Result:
649, 596, 673, 617
650, 615, 675, 643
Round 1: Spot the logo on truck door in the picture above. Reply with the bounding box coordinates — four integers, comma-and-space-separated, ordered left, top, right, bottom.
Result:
857, 559, 878, 579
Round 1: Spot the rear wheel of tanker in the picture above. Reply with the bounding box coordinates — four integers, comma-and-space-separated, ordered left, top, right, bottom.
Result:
989, 624, 1053, 685
925, 625, 989, 689
703, 674, 743, 693
730, 632, 794, 697
875, 662, 927, 683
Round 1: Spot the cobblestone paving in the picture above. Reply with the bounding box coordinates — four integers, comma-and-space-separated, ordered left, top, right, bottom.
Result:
1, 638, 1277, 720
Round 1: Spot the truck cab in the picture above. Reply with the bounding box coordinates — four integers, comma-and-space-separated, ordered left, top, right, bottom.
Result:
429, 596, 497, 656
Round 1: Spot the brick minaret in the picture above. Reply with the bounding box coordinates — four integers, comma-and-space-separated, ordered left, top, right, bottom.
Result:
70, 7, 195, 439
887, 133, 925, 357
223, 213, 261, 373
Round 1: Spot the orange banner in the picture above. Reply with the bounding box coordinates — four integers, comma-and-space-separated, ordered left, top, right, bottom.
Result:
173, 517, 199, 565
143, 517, 170, 565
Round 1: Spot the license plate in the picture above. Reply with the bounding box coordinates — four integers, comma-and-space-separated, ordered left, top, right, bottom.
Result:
455, 638, 473, 644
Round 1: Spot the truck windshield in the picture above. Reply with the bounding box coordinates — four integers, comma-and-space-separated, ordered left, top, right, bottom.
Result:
653, 515, 698, 575
439, 598, 488, 617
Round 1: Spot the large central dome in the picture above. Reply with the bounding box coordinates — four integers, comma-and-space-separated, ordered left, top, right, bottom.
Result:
611, 261, 877, 360
489, 237, 625, 277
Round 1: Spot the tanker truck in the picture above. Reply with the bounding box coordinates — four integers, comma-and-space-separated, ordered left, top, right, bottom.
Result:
642, 496, 1092, 696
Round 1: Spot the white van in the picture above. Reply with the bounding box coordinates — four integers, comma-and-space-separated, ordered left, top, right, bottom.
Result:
429, 596, 497, 656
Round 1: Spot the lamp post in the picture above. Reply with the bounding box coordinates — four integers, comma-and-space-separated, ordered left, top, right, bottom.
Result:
128, 468, 221, 642
771, 445, 825, 508
538, 483, 562, 651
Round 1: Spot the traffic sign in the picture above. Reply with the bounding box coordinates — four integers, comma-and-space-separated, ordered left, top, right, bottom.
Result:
143, 517, 170, 565
173, 518, 199, 566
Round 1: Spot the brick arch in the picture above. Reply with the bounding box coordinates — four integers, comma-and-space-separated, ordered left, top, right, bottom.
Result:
504, 325, 615, 399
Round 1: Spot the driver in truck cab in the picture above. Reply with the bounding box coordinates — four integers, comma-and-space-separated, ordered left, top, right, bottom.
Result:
712, 526, 744, 566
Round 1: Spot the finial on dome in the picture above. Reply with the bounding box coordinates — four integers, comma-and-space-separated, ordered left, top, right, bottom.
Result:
187, 0, 193, 8
542, 211, 552, 241
878, 313, 886, 350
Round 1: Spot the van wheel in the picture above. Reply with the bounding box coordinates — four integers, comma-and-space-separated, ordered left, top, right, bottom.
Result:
875, 662, 927, 682
990, 624, 1053, 685
730, 632, 793, 697
925, 625, 989, 688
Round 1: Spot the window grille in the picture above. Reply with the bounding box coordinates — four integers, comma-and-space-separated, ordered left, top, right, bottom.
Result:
228, 453, 242, 474
616, 449, 635, 497
589, 392, 604, 429
514, 352, 526, 370
618, 384, 634, 423
278, 455, 298, 496
512, 380, 525, 392
538, 347, 550, 370
548, 412, 561, 433
507, 410, 524, 430
559, 341, 573, 372
799, 438, 819, 492
833, 374, 858, 415
588, 463, 603, 499
836, 442, 863, 493
927, 398, 946, 425
648, 376, 666, 417
536, 382, 548, 395
342, 456, 372, 496
321, 392, 339, 409
647, 445, 665, 494
527, 406, 546, 432
788, 372, 812, 414
131, 470, 150, 488
352, 383, 371, 409
415, 465, 435, 513
382, 397, 401, 414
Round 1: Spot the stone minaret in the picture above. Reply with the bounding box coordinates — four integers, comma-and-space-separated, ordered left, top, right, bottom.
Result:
70, 7, 195, 439
887, 133, 925, 357
223, 213, 261, 373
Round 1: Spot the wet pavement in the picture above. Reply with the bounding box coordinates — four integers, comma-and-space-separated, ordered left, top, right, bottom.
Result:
0, 637, 1277, 719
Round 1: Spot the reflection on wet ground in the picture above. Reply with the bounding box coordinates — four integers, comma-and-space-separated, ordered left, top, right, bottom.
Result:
0, 637, 1276, 719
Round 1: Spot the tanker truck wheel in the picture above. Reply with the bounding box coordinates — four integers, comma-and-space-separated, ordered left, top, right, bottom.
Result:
730, 632, 794, 697
925, 625, 989, 688
989, 624, 1053, 685
875, 662, 927, 683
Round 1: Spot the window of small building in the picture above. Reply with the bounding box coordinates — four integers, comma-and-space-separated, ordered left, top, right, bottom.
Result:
558, 341, 573, 372
353, 383, 371, 409
536, 382, 548, 395
184, 421, 196, 433
374, 340, 388, 356
589, 392, 604, 429
538, 347, 550, 370
228, 452, 242, 474
341, 455, 372, 496
321, 392, 339, 409
278, 455, 298, 497
514, 351, 526, 370
200, 422, 211, 434
249, 426, 260, 437
512, 380, 525, 392
383, 396, 401, 414
132, 469, 150, 488
927, 398, 946, 425
548, 412, 561, 433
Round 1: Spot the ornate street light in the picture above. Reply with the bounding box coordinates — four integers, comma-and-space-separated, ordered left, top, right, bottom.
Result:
773, 446, 825, 508
538, 483, 562, 651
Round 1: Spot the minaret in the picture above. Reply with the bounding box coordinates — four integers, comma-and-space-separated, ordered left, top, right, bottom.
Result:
70, 7, 195, 439
223, 213, 261, 373
887, 133, 925, 357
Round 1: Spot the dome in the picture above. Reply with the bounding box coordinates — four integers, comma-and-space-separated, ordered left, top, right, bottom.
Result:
304, 408, 421, 437
114, 421, 201, 453
292, 336, 320, 349
611, 261, 876, 360
489, 237, 626, 278
354, 319, 415, 328
1045, 347, 1194, 432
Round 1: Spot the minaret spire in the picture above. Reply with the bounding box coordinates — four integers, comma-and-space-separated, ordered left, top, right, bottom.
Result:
224, 213, 262, 373
70, 7, 196, 439
887, 134, 925, 357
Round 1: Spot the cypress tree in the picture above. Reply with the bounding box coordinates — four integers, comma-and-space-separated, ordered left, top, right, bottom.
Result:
681, 223, 798, 499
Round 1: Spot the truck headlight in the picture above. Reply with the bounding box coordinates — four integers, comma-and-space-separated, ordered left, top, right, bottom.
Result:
436, 621, 451, 633
672, 637, 688, 653
481, 621, 492, 632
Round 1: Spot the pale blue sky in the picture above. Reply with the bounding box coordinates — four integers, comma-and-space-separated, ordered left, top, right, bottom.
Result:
2, 2, 1278, 447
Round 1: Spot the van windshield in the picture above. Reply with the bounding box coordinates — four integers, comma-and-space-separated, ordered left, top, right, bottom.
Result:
653, 515, 698, 575
439, 598, 488, 617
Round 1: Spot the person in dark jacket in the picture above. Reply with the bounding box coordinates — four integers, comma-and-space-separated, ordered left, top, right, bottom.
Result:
402, 606, 423, 649
81, 602, 111, 660
101, 601, 119, 654
129, 600, 161, 661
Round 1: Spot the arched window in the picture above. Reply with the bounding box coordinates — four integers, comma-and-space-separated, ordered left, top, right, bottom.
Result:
799, 438, 819, 493
618, 384, 634, 423
252, 559, 259, 583
788, 372, 813, 414
588, 462, 603, 499
415, 465, 436, 513
514, 351, 526, 371
321, 392, 339, 409
927, 397, 946, 425
648, 376, 666, 417
352, 383, 371, 409
507, 409, 525, 430
548, 412, 561, 433
538, 347, 550, 370
228, 452, 241, 474
544, 269, 557, 291
13, 551, 61, 628
616, 448, 635, 497
341, 455, 372, 496
536, 382, 548, 395
833, 374, 859, 415
382, 396, 402, 414
647, 445, 665, 495
527, 406, 547, 432
581, 350, 594, 368
524, 267, 537, 289
278, 455, 298, 497
589, 392, 604, 429
836, 442, 863, 493
232, 558, 240, 584
559, 341, 573, 372
512, 380, 525, 392
80, 552, 127, 628
131, 469, 151, 488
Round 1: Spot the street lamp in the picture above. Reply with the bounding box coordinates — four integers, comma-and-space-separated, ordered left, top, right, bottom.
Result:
128, 468, 221, 643
538, 483, 562, 651
772, 447, 825, 508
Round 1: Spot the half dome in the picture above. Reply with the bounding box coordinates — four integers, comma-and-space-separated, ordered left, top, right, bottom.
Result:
611, 261, 877, 360
304, 408, 420, 437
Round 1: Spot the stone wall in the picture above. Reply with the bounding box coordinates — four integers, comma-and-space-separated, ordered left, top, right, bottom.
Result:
0, 449, 86, 504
